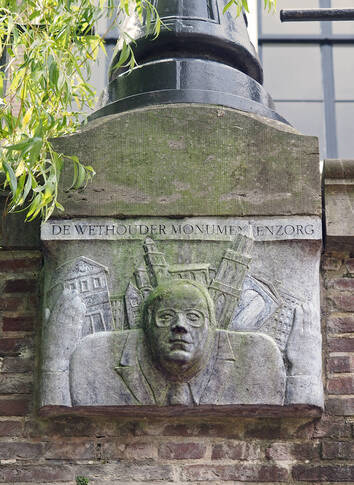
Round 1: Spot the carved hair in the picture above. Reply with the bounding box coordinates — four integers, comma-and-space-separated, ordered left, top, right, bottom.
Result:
143, 279, 217, 329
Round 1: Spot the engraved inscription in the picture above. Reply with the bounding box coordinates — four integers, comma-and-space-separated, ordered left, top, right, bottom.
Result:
41, 217, 322, 242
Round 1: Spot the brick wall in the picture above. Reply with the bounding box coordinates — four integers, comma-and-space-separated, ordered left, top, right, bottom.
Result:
0, 248, 353, 484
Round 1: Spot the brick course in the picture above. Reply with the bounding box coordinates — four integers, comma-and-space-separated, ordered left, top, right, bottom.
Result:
327, 314, 354, 333
0, 249, 352, 483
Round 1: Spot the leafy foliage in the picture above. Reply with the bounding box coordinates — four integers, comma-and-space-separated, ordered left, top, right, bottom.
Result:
76, 477, 89, 485
0, 0, 160, 220
224, 0, 276, 16
0, 0, 275, 221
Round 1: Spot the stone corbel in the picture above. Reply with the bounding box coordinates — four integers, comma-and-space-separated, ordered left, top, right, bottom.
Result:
324, 159, 354, 250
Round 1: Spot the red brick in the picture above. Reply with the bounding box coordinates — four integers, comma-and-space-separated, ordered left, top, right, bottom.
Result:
328, 355, 354, 373
3, 279, 37, 293
162, 422, 242, 438
158, 442, 206, 460
0, 256, 41, 272
345, 258, 354, 274
329, 277, 354, 290
0, 338, 23, 355
0, 442, 43, 460
123, 442, 156, 460
181, 464, 289, 482
265, 443, 293, 461
2, 316, 35, 332
0, 338, 31, 356
0, 420, 23, 436
328, 337, 354, 352
327, 376, 354, 395
321, 256, 342, 271
328, 314, 354, 333
0, 297, 23, 311
0, 375, 32, 394
293, 464, 354, 481
1, 357, 33, 373
322, 440, 354, 459
326, 397, 354, 416
265, 442, 320, 461
212, 441, 261, 460
43, 440, 96, 460
314, 416, 351, 438
330, 294, 354, 312
25, 417, 97, 438
292, 442, 320, 460
77, 463, 174, 482
25, 416, 137, 438
244, 420, 282, 439
0, 464, 73, 482
101, 440, 156, 460
0, 399, 30, 416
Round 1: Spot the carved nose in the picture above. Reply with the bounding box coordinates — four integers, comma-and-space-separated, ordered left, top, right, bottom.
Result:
171, 315, 188, 333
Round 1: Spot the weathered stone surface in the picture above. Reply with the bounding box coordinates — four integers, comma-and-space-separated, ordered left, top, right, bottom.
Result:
52, 105, 321, 218
41, 231, 323, 413
324, 159, 354, 249
69, 328, 286, 407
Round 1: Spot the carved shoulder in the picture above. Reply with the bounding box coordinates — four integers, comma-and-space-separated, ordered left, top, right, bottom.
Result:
222, 330, 286, 405
70, 330, 142, 406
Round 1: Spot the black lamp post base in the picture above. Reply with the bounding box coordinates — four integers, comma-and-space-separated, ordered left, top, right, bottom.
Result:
90, 58, 289, 125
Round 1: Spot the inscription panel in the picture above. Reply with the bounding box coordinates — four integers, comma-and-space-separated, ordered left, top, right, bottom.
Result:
41, 216, 322, 242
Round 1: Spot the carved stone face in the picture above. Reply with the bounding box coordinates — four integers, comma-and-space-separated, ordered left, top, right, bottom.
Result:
145, 281, 213, 379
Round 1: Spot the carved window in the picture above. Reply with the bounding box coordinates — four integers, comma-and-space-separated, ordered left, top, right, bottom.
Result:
80, 279, 89, 292
82, 316, 93, 338
93, 276, 102, 289
91, 312, 105, 332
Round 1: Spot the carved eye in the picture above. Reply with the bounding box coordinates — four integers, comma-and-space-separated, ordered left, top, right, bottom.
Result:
186, 311, 201, 322
185, 310, 204, 326
156, 310, 176, 326
160, 311, 174, 322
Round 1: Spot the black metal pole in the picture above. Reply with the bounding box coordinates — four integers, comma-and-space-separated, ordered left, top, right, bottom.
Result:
280, 8, 354, 22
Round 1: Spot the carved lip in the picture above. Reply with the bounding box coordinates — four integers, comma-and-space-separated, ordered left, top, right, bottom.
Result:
169, 339, 192, 348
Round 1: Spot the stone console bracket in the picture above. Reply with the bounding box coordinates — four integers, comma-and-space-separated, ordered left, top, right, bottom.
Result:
324, 159, 354, 250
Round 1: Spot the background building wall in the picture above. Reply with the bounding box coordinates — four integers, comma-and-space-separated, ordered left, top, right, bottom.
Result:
259, 0, 354, 159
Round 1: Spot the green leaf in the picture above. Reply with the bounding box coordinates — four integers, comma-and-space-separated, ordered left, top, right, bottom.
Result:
223, 0, 235, 14
74, 163, 87, 189
22, 174, 33, 202
49, 61, 59, 89
55, 200, 65, 211
5, 140, 31, 152
113, 40, 131, 70
3, 160, 17, 194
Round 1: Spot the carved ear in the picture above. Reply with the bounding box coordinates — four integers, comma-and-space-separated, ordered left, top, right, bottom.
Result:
144, 306, 153, 330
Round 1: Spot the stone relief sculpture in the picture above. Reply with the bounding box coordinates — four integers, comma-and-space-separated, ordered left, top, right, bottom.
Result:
40, 231, 323, 410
